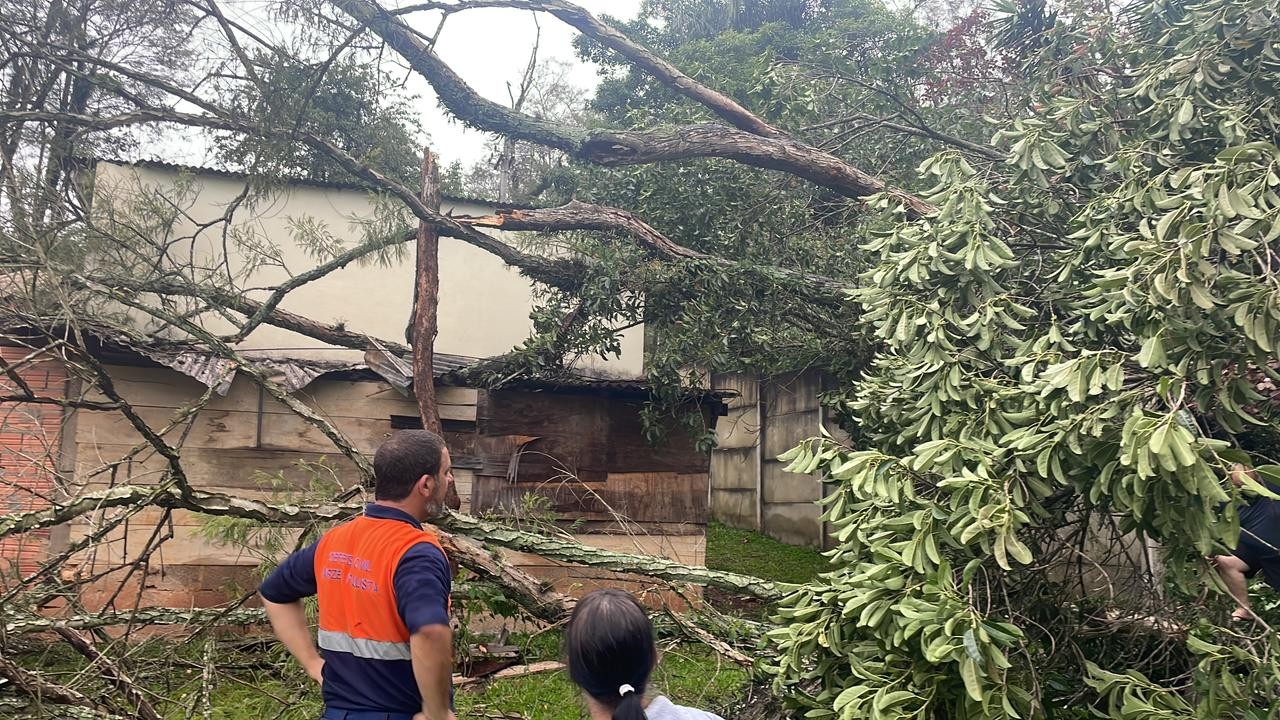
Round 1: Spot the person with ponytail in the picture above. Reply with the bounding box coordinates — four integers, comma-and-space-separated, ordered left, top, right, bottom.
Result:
565, 589, 725, 720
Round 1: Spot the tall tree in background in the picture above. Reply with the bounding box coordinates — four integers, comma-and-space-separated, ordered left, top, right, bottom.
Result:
214, 55, 425, 186
0, 0, 195, 263
456, 58, 588, 203
545, 0, 1018, 403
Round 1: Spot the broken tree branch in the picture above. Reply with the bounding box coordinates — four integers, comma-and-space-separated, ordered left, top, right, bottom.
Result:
437, 511, 791, 602
453, 660, 564, 687
0, 652, 120, 718
52, 628, 164, 720
330, 0, 932, 215
454, 200, 853, 295
391, 0, 785, 140
0, 485, 786, 603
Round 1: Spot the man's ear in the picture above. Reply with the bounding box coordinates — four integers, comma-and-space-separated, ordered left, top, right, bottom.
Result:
415, 473, 434, 498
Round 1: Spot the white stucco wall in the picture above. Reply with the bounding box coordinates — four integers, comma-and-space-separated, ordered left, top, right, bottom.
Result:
91, 162, 643, 378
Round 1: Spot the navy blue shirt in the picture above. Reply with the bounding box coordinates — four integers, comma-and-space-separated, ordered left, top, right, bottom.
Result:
259, 504, 451, 713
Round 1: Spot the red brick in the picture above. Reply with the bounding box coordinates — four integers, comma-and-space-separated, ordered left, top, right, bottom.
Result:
0, 346, 66, 576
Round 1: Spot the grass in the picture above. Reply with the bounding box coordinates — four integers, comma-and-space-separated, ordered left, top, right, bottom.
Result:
705, 521, 829, 585
6, 629, 748, 720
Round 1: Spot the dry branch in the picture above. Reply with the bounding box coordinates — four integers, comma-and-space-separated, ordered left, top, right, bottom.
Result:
52, 628, 163, 720
453, 660, 564, 687
0, 653, 120, 718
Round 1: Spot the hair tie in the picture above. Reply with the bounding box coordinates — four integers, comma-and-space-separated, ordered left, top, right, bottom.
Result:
618, 684, 636, 697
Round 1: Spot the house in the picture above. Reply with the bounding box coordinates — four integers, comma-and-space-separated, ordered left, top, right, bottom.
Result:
0, 160, 719, 610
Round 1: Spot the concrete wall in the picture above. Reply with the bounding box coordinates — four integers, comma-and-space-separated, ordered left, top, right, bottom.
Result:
90, 162, 643, 378
708, 369, 847, 548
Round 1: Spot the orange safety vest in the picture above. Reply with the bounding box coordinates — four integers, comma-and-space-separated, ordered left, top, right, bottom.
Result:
313, 515, 449, 661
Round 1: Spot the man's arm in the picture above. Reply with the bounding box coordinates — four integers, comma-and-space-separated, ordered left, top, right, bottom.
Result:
262, 597, 325, 683
410, 624, 454, 720
394, 543, 454, 720
259, 543, 322, 684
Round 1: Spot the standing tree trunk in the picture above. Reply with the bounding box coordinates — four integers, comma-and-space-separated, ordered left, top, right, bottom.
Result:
413, 148, 442, 436
412, 148, 460, 511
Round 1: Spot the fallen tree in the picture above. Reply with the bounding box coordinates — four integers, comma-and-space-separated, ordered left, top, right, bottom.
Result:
4, 0, 1280, 718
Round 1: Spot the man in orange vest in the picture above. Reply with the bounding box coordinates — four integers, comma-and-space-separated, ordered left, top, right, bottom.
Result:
260, 430, 456, 720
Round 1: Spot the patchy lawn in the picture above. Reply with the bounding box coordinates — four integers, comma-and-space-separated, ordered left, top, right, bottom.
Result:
705, 521, 828, 585
455, 632, 749, 720
5, 629, 748, 720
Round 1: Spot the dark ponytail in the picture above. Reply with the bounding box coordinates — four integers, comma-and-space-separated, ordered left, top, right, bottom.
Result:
565, 589, 656, 720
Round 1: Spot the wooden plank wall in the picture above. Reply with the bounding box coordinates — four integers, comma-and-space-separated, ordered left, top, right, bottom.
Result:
470, 389, 711, 604
64, 364, 477, 610
60, 365, 707, 610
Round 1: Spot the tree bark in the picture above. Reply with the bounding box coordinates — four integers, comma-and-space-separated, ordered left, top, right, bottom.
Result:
455, 200, 852, 295
391, 0, 786, 141
439, 511, 792, 602
413, 149, 444, 436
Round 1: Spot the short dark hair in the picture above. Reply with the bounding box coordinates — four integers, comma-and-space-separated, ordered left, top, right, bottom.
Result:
564, 589, 655, 720
373, 430, 446, 501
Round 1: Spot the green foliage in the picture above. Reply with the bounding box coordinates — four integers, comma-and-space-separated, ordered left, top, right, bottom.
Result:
214, 54, 423, 186
765, 0, 1280, 716
196, 457, 343, 576
544, 0, 1015, 436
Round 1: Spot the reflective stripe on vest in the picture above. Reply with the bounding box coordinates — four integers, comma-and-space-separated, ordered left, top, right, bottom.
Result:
317, 629, 412, 661
313, 515, 449, 653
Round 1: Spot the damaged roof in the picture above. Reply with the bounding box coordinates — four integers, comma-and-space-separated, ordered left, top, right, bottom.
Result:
32, 323, 717, 401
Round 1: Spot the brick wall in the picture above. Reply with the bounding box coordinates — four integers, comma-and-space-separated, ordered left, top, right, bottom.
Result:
0, 345, 67, 578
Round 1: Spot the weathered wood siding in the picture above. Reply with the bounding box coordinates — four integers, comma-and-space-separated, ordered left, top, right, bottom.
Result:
54, 364, 707, 609
468, 389, 711, 603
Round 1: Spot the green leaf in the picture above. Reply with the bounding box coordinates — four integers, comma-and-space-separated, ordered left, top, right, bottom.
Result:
960, 657, 984, 701
963, 628, 982, 662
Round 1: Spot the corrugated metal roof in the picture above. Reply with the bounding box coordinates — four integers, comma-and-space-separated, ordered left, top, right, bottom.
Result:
135, 348, 237, 394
